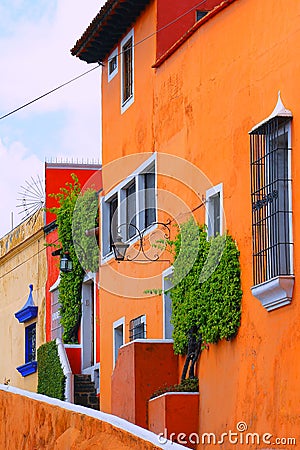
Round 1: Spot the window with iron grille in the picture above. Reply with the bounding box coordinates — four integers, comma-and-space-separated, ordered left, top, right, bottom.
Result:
250, 117, 293, 286
129, 315, 146, 341
25, 323, 36, 363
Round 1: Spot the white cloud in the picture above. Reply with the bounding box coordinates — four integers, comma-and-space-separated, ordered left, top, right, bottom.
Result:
0, 0, 105, 237
0, 138, 43, 237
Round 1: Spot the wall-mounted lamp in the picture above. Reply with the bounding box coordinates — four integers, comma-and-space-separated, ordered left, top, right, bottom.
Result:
59, 251, 73, 273
112, 234, 130, 261
112, 222, 170, 262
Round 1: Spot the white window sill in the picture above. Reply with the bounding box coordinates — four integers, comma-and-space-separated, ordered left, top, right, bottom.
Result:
251, 275, 294, 312
121, 95, 134, 114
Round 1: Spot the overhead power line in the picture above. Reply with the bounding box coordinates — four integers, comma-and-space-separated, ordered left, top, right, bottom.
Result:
0, 65, 101, 121
0, 0, 210, 120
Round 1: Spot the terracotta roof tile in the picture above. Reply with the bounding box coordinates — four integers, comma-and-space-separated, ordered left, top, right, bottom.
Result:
71, 0, 151, 63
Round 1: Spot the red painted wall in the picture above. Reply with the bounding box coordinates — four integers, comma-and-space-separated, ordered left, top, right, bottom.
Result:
45, 163, 102, 375
156, 0, 222, 59
45, 162, 102, 225
148, 393, 199, 448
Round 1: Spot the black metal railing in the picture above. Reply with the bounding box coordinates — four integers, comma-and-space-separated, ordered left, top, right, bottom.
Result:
129, 315, 146, 341
250, 117, 293, 285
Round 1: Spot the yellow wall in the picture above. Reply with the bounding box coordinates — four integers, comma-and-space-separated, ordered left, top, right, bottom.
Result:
0, 211, 46, 391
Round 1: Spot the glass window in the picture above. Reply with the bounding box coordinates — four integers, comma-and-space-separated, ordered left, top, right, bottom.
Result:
129, 315, 146, 341
51, 289, 63, 340
122, 37, 133, 104
109, 195, 118, 252
250, 118, 292, 285
126, 181, 137, 239
144, 171, 156, 228
25, 323, 36, 363
206, 184, 223, 238
108, 47, 118, 82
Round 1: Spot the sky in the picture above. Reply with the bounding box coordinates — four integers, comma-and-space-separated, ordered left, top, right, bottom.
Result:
0, 0, 106, 238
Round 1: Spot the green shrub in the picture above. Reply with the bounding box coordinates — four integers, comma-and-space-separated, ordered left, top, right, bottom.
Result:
170, 218, 242, 354
151, 378, 199, 399
37, 341, 65, 400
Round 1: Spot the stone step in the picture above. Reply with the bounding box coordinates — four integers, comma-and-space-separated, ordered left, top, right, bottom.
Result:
74, 374, 99, 410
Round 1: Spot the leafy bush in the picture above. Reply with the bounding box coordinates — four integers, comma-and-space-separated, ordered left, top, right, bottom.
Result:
169, 218, 242, 354
37, 341, 65, 400
151, 378, 199, 399
48, 174, 99, 343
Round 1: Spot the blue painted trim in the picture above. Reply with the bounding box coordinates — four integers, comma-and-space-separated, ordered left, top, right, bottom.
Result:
16, 361, 37, 377
15, 306, 38, 323
15, 284, 38, 323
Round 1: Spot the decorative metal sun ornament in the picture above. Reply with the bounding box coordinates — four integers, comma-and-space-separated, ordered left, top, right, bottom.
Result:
17, 175, 45, 220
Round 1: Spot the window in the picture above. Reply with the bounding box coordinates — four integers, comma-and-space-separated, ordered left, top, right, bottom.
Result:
101, 155, 157, 259
121, 29, 134, 112
125, 181, 137, 239
51, 288, 63, 340
109, 194, 118, 251
25, 323, 36, 363
249, 93, 294, 311
206, 183, 223, 238
144, 171, 156, 228
108, 47, 118, 82
250, 118, 292, 284
113, 317, 125, 366
162, 267, 174, 340
129, 315, 146, 341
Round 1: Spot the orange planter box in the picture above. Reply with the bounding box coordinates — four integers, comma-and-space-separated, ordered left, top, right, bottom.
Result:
148, 392, 199, 449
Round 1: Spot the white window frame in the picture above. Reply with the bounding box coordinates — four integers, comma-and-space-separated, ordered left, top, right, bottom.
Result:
162, 266, 174, 340
113, 317, 125, 367
108, 47, 118, 82
249, 94, 294, 311
49, 275, 63, 340
129, 314, 146, 341
121, 28, 134, 114
81, 273, 97, 371
205, 182, 223, 238
101, 154, 157, 262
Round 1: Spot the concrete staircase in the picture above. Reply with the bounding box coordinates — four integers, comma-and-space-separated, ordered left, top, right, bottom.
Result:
74, 374, 99, 410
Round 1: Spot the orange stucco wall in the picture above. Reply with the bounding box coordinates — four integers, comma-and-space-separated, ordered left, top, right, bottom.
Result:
111, 341, 178, 428
98, 0, 300, 445
0, 386, 183, 450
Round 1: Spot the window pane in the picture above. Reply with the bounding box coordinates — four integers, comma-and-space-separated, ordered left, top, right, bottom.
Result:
126, 182, 136, 239
51, 289, 63, 340
109, 55, 117, 74
25, 323, 36, 363
129, 315, 146, 341
109, 195, 118, 251
207, 192, 220, 237
144, 171, 156, 228
122, 37, 133, 103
